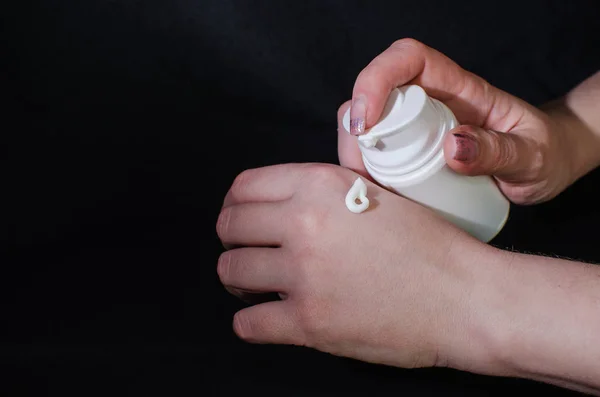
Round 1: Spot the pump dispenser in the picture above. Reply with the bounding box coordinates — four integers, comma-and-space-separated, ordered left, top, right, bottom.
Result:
342, 85, 510, 243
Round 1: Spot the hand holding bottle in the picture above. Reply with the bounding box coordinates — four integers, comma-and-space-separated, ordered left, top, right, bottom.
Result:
338, 39, 600, 205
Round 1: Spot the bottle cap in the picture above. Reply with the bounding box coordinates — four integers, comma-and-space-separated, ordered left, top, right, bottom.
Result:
343, 86, 426, 148
343, 85, 452, 175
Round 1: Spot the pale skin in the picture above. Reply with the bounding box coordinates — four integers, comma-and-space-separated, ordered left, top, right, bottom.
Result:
217, 39, 600, 394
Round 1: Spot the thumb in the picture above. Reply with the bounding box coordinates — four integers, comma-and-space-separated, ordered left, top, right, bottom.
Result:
443, 125, 537, 182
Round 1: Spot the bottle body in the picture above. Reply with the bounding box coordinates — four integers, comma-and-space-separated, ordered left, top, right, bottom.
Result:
367, 159, 510, 243
343, 85, 510, 242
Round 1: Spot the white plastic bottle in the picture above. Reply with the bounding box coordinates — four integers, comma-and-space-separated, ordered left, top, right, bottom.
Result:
342, 85, 510, 243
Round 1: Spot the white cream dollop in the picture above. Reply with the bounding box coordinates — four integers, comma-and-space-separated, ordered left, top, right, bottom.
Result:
345, 177, 370, 214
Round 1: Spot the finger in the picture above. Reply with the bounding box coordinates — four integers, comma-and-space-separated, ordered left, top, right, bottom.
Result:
351, 39, 467, 134
443, 125, 540, 182
223, 164, 303, 207
217, 202, 287, 246
218, 247, 291, 292
337, 101, 369, 178
350, 38, 505, 134
233, 301, 302, 345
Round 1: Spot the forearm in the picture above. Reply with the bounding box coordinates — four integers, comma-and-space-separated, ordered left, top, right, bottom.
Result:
565, 71, 600, 139
457, 247, 600, 394
545, 71, 600, 181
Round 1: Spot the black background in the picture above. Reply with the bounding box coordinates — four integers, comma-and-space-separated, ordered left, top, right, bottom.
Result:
3, 1, 600, 395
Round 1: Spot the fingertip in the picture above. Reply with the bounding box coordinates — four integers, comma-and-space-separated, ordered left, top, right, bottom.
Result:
350, 90, 388, 134
337, 100, 369, 176
232, 302, 299, 345
348, 94, 367, 135
338, 125, 368, 176
444, 126, 483, 176
232, 310, 252, 342
352, 73, 395, 134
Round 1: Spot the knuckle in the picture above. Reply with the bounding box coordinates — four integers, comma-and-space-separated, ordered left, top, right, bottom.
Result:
290, 164, 343, 237
295, 299, 329, 344
355, 61, 390, 92
233, 310, 275, 343
303, 163, 346, 188
233, 311, 253, 342
293, 206, 323, 238
355, 65, 373, 84
229, 169, 253, 201
355, 38, 425, 95
390, 37, 424, 52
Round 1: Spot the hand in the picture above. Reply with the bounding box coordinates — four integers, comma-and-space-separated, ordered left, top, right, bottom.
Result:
216, 163, 494, 369
338, 39, 600, 205
216, 163, 600, 393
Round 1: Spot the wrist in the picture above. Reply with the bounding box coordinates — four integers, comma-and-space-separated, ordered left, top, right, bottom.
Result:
432, 240, 514, 375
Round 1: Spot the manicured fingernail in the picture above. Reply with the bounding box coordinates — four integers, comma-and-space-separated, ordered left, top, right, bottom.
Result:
349, 95, 367, 135
452, 133, 479, 163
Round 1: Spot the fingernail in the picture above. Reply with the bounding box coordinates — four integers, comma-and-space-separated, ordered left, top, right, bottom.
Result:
452, 133, 479, 163
349, 95, 367, 135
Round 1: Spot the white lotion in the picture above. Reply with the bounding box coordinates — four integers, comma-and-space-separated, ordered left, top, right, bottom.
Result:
345, 178, 370, 213
342, 85, 510, 242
